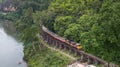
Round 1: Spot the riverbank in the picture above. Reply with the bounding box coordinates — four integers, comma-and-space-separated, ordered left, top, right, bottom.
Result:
24, 34, 74, 67
2, 20, 74, 67
0, 21, 27, 67
0, 20, 19, 40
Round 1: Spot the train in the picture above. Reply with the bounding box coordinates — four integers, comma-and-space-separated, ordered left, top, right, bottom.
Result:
42, 25, 82, 50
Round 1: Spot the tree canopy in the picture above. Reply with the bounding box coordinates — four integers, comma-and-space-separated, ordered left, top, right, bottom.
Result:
5, 0, 120, 66
41, 0, 120, 65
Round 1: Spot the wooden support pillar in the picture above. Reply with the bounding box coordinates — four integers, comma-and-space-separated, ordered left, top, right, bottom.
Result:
66, 46, 69, 54
77, 51, 81, 56
52, 40, 55, 46
42, 32, 44, 40
45, 35, 48, 43
62, 44, 66, 50
57, 42, 60, 48
41, 31, 44, 38
74, 50, 78, 56
94, 59, 99, 65
49, 37, 52, 45
62, 44, 64, 49
64, 45, 66, 50
54, 41, 57, 48
71, 48, 78, 57
80, 54, 86, 62
48, 36, 51, 45
44, 35, 48, 43
60, 43, 64, 49
54, 41, 57, 46
52, 39, 56, 45
58, 44, 61, 49
44, 33, 47, 39
48, 36, 51, 44
44, 33, 46, 40
47, 36, 50, 44
68, 47, 72, 54
87, 57, 92, 64
51, 37, 54, 45
55, 41, 59, 48
66, 46, 68, 50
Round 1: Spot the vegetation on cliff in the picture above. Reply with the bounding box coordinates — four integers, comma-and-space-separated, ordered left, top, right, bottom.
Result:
2, 0, 120, 66
1, 0, 73, 67
42, 0, 120, 65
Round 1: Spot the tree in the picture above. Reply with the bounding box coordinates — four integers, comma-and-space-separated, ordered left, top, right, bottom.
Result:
54, 16, 73, 36
64, 23, 81, 42
15, 7, 33, 32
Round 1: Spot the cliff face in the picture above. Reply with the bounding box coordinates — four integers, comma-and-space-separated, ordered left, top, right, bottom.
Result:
0, 1, 16, 12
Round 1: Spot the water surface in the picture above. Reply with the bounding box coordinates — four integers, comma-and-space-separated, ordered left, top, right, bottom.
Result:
0, 27, 27, 67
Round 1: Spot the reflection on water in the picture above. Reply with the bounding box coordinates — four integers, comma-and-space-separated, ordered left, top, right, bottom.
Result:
0, 27, 27, 67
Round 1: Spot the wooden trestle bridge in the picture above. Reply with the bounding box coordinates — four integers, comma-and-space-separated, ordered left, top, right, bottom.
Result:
41, 25, 118, 67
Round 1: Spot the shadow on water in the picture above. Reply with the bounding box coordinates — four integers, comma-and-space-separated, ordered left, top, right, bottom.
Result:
0, 20, 27, 67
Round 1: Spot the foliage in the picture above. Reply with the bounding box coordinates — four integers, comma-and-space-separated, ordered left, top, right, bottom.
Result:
10, 0, 72, 67
25, 42, 72, 67
5, 0, 120, 66
54, 16, 73, 36
0, 0, 2, 3
64, 23, 81, 42
43, 0, 120, 65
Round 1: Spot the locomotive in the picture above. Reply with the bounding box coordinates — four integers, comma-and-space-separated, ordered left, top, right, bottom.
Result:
42, 25, 82, 50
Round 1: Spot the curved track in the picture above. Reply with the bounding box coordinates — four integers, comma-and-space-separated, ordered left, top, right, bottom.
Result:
41, 25, 118, 67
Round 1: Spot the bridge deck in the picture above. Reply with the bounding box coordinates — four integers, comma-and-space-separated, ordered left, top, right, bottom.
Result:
41, 25, 118, 67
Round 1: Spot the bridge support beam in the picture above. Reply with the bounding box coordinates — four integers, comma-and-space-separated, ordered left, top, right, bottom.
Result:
80, 54, 86, 63
63, 45, 66, 50
68, 47, 72, 54
41, 26, 118, 67
94, 59, 99, 65
87, 57, 93, 64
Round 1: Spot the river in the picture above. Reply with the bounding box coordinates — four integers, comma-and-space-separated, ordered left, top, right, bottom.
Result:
0, 26, 27, 67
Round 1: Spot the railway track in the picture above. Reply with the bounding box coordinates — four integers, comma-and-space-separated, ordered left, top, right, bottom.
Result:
41, 25, 118, 67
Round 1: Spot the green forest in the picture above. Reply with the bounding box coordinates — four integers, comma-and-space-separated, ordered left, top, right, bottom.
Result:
0, 0, 2, 3
1, 0, 120, 67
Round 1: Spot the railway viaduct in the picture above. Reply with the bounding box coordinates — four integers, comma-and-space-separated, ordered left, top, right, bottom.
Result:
41, 25, 118, 67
